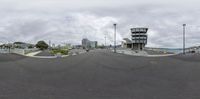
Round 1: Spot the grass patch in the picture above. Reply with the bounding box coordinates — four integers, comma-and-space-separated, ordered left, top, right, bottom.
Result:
50, 49, 69, 55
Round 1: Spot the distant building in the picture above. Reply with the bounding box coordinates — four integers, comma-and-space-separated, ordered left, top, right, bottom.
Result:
60, 43, 72, 49
82, 38, 98, 49
82, 38, 90, 49
13, 42, 35, 49
122, 28, 148, 50
72, 45, 82, 49
90, 41, 98, 48
122, 38, 132, 48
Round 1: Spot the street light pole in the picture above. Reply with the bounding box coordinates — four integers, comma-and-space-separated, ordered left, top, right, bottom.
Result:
113, 24, 117, 53
105, 34, 106, 47
183, 24, 186, 55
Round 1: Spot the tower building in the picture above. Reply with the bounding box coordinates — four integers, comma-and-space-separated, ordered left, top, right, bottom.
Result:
131, 28, 148, 50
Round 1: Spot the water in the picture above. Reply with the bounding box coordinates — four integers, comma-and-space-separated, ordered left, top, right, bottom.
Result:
160, 48, 182, 54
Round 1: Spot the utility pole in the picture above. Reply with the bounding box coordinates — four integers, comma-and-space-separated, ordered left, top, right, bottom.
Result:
105, 34, 107, 47
114, 23, 117, 53
183, 24, 186, 55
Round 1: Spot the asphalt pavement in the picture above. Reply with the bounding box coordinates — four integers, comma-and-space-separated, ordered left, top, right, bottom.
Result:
0, 49, 200, 99
35, 50, 54, 56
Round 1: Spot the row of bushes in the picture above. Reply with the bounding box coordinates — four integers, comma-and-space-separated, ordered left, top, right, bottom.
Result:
50, 49, 69, 55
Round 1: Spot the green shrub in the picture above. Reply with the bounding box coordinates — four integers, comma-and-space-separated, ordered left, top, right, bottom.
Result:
51, 49, 68, 55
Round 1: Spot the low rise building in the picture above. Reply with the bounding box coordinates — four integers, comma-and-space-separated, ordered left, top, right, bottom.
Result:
14, 42, 35, 49
122, 38, 132, 48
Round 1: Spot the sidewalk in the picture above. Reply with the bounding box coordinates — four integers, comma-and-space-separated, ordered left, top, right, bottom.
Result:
26, 51, 42, 57
25, 49, 87, 58
25, 51, 57, 58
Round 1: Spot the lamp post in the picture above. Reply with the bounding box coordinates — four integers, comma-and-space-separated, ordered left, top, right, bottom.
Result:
105, 34, 106, 48
183, 24, 186, 54
113, 23, 117, 53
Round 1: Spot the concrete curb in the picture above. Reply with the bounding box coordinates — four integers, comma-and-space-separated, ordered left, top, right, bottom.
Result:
24, 55, 69, 59
119, 53, 176, 57
24, 51, 69, 59
23, 50, 87, 59
26, 56, 58, 58
143, 54, 176, 57
26, 51, 42, 57
115, 50, 177, 57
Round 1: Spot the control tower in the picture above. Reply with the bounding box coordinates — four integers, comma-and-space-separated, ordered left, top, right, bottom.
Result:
131, 28, 148, 50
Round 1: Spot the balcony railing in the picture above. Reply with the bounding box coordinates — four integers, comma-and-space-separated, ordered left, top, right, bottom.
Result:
132, 37, 147, 39
131, 29, 148, 33
132, 33, 147, 36
132, 40, 147, 43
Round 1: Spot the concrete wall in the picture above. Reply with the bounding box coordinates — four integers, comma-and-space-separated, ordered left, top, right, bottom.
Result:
10, 49, 25, 55
0, 48, 39, 55
0, 49, 9, 53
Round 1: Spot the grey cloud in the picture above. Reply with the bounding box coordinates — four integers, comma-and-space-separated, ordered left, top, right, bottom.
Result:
0, 0, 200, 48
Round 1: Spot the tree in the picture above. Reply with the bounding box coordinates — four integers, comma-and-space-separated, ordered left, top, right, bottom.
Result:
36, 41, 48, 50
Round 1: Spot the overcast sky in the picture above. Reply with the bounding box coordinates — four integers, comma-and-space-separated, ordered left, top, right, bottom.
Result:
0, 0, 200, 48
